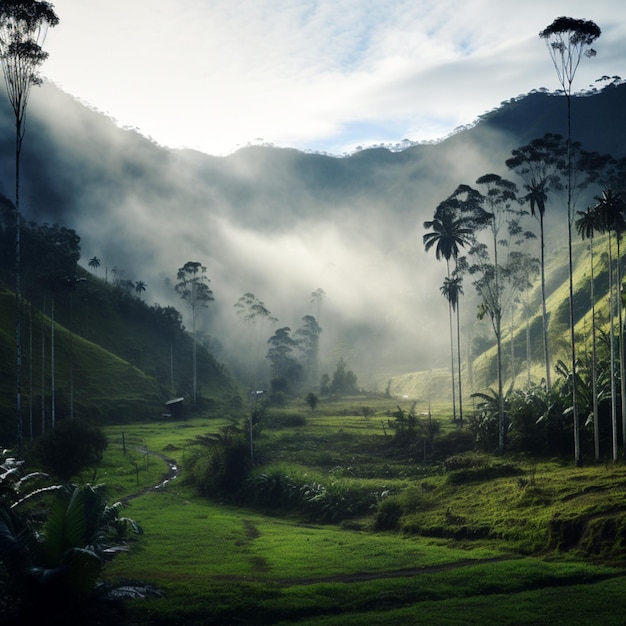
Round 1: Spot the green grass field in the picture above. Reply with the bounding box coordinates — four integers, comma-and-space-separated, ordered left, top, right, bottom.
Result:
93, 399, 626, 625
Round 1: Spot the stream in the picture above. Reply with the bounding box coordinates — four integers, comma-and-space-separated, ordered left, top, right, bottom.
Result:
121, 448, 180, 503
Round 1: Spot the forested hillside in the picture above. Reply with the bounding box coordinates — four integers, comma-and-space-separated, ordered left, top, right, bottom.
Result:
1, 79, 626, 400
0, 216, 234, 442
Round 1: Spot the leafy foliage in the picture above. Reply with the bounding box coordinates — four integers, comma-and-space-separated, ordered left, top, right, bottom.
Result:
31, 419, 108, 481
0, 449, 143, 624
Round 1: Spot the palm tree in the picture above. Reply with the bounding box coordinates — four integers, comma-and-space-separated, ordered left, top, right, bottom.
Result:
540, 16, 601, 467
135, 280, 146, 299
575, 205, 602, 461
525, 177, 551, 389
594, 190, 626, 460
441, 273, 464, 426
0, 1, 59, 458
424, 209, 472, 423
88, 255, 101, 274
175, 261, 214, 406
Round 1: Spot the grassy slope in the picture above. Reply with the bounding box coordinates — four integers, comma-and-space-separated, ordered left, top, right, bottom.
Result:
0, 285, 163, 431
0, 270, 235, 438
392, 232, 618, 400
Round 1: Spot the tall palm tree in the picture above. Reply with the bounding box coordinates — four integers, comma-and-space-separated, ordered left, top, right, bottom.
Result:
441, 274, 464, 426
540, 16, 601, 467
424, 209, 472, 423
575, 205, 602, 461
594, 190, 626, 460
0, 1, 59, 457
135, 280, 146, 299
88, 256, 101, 275
525, 176, 551, 389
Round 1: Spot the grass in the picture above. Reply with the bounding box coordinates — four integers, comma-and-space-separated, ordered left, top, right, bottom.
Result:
107, 488, 623, 625
88, 400, 626, 624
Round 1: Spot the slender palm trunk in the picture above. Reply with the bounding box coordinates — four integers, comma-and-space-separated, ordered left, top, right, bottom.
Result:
589, 235, 599, 461
15, 123, 23, 456
510, 304, 516, 383
456, 298, 463, 427
525, 297, 532, 388
41, 297, 46, 435
495, 315, 505, 453
29, 301, 33, 441
608, 234, 618, 461
566, 93, 580, 466
192, 312, 197, 406
51, 295, 56, 429
492, 228, 505, 453
539, 214, 551, 390
446, 260, 457, 423
618, 235, 626, 457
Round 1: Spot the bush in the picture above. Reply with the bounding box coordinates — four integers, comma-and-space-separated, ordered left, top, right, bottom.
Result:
306, 392, 319, 411
263, 413, 307, 429
373, 497, 403, 531
186, 429, 252, 498
31, 419, 107, 481
433, 429, 475, 459
442, 453, 486, 472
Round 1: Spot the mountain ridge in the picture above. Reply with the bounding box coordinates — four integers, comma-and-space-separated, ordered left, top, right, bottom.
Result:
1, 80, 625, 388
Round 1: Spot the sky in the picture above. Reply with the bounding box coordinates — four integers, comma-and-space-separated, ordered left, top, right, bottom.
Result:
41, 0, 626, 157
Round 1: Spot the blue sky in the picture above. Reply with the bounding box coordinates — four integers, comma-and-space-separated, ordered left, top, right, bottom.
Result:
42, 0, 626, 156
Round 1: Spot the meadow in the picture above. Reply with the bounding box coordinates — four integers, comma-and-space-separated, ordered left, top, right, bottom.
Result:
98, 398, 626, 625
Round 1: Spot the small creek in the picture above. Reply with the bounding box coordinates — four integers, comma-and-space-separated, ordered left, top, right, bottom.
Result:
121, 448, 180, 503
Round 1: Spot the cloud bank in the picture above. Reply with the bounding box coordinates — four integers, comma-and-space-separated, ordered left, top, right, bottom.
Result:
44, 0, 626, 155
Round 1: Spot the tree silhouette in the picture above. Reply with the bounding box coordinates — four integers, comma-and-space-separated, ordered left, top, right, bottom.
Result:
593, 190, 626, 461
0, 0, 59, 456
440, 273, 464, 426
135, 280, 146, 299
234, 292, 277, 388
506, 134, 567, 390
424, 208, 472, 423
88, 256, 101, 274
175, 261, 214, 406
540, 16, 601, 466
575, 205, 602, 460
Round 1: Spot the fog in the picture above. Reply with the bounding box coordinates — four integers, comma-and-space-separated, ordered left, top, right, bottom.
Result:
1, 81, 621, 391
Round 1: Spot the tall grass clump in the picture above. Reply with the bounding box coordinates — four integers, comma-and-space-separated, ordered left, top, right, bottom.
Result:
246, 463, 379, 523
185, 425, 251, 498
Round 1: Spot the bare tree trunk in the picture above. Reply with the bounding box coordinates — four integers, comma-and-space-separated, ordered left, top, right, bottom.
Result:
590, 237, 599, 461
539, 214, 551, 390
51, 295, 56, 429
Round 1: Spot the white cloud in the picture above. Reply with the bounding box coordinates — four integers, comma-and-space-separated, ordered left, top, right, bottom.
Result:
43, 0, 626, 155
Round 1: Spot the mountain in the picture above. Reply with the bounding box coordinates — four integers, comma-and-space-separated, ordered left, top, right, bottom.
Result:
1, 80, 625, 390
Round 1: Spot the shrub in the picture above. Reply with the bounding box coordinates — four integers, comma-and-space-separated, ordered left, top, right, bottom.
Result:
306, 392, 319, 411
247, 464, 311, 508
31, 419, 108, 482
186, 427, 252, 498
373, 497, 403, 531
442, 453, 486, 472
433, 428, 475, 459
300, 479, 376, 523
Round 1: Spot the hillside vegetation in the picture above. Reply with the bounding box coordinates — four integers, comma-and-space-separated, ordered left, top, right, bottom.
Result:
391, 233, 620, 400
0, 265, 234, 442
